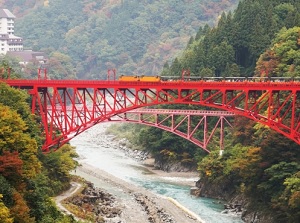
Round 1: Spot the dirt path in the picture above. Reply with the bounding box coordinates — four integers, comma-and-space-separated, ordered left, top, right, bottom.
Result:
54, 181, 82, 220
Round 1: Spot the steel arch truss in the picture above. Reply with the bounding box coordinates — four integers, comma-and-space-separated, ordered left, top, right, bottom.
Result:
107, 109, 234, 153
203, 88, 300, 145
3, 79, 300, 150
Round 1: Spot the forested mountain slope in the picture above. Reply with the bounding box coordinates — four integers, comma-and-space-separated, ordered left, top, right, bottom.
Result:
112, 0, 300, 222
163, 0, 300, 77
0, 0, 238, 79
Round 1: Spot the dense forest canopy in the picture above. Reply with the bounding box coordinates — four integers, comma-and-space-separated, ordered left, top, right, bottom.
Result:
0, 0, 239, 79
109, 0, 300, 222
162, 0, 300, 77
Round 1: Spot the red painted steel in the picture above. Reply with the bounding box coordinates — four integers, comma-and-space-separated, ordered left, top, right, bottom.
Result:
106, 109, 234, 153
2, 78, 300, 151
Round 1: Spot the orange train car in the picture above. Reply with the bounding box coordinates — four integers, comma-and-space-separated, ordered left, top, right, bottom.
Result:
119, 75, 161, 82
139, 75, 160, 82
119, 75, 139, 81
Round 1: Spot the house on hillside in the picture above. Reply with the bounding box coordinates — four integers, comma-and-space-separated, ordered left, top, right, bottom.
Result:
0, 8, 48, 66
0, 8, 23, 54
7, 50, 48, 66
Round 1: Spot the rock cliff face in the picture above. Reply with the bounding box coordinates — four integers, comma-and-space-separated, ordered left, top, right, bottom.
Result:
195, 178, 235, 200
194, 178, 274, 223
151, 152, 198, 172
153, 159, 197, 172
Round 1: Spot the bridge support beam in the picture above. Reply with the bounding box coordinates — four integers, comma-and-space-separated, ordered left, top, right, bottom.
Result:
2, 78, 300, 150
107, 109, 234, 153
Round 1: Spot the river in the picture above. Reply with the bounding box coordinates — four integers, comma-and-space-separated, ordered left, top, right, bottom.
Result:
70, 123, 243, 223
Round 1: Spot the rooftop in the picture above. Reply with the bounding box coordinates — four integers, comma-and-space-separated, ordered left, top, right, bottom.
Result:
7, 51, 48, 63
0, 9, 15, 19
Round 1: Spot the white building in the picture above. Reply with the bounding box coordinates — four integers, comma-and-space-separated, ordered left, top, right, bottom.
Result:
0, 8, 23, 55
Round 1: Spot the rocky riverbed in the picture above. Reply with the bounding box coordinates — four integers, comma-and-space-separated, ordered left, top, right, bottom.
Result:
64, 123, 246, 223
62, 122, 204, 222
68, 163, 203, 223
64, 181, 124, 222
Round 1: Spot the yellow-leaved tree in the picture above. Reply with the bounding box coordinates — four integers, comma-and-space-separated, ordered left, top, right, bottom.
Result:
0, 194, 13, 223
0, 104, 41, 179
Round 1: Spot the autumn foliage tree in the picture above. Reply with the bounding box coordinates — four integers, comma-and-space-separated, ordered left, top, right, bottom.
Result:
0, 104, 41, 179
10, 191, 34, 223
0, 194, 13, 223
256, 26, 300, 77
0, 151, 23, 184
0, 81, 77, 222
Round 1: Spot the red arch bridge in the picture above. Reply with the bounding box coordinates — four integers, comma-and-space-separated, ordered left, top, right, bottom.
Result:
1, 78, 300, 152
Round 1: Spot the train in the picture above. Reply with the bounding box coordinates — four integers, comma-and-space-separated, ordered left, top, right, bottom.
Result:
118, 75, 300, 83
119, 75, 161, 82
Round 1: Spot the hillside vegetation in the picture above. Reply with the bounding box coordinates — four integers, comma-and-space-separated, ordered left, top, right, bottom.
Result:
162, 0, 300, 77
0, 72, 78, 222
111, 0, 300, 222
0, 1, 242, 222
0, 0, 238, 79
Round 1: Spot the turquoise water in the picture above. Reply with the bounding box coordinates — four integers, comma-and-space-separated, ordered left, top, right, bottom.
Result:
131, 178, 243, 223
71, 125, 244, 223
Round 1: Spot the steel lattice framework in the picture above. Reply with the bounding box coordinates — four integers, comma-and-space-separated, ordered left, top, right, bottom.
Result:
2, 79, 300, 151
106, 109, 234, 153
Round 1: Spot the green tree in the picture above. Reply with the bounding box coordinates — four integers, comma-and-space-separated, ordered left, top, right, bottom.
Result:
283, 172, 300, 209
208, 41, 235, 76
161, 62, 170, 76
273, 27, 300, 77
40, 144, 78, 194
273, 3, 297, 29
258, 162, 300, 198
24, 175, 65, 222
222, 63, 240, 77
277, 171, 300, 222
0, 83, 42, 147
0, 176, 14, 207
169, 58, 182, 76
199, 67, 214, 77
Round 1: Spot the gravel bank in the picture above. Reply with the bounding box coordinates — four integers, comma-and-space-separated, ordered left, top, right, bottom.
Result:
73, 163, 205, 223
68, 123, 204, 222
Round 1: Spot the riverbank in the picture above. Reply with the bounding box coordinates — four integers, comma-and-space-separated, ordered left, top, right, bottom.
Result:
141, 157, 199, 186
72, 163, 204, 223
66, 123, 205, 222
68, 123, 244, 223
